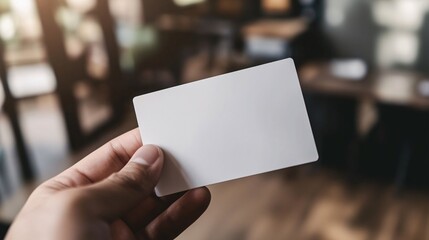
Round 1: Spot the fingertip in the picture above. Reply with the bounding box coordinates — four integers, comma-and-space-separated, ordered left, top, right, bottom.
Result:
142, 187, 212, 239
147, 145, 164, 169
188, 187, 211, 208
132, 145, 163, 166
155, 146, 164, 162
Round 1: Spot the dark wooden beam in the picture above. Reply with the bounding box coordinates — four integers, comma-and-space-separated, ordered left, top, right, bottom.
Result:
35, 0, 84, 150
0, 39, 34, 181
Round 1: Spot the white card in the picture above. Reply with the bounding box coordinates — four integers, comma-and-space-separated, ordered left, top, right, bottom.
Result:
134, 59, 318, 196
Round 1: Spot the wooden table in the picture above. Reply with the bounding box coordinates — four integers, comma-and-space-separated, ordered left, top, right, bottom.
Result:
242, 18, 308, 40
299, 62, 429, 190
299, 62, 429, 110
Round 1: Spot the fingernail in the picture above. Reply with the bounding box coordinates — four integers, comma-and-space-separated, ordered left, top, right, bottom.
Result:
132, 145, 160, 166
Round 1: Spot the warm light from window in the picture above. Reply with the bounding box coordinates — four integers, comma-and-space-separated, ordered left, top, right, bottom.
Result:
78, 18, 103, 43
373, 0, 426, 31
0, 14, 15, 40
66, 0, 96, 13
377, 31, 419, 67
326, 7, 344, 27
262, 0, 291, 13
324, 0, 353, 27
173, 0, 205, 7
10, 0, 35, 15
8, 63, 57, 98
56, 7, 81, 32
109, 0, 141, 27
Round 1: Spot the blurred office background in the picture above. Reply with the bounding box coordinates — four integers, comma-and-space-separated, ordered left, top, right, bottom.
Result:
1, 0, 429, 239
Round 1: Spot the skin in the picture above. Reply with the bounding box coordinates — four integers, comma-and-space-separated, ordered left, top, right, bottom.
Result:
5, 129, 211, 240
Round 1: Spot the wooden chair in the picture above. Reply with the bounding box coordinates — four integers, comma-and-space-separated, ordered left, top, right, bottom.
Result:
35, 0, 126, 150
417, 13, 429, 76
0, 39, 34, 182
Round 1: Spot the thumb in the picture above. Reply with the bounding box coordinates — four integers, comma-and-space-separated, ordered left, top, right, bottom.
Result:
79, 145, 164, 220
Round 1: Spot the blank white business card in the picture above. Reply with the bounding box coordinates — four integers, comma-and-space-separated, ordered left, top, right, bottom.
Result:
134, 58, 318, 196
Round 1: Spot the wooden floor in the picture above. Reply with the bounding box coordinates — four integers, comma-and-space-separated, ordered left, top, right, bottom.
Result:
179, 166, 429, 240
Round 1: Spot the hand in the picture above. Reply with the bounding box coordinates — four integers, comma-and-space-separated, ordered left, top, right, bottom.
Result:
6, 129, 211, 240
